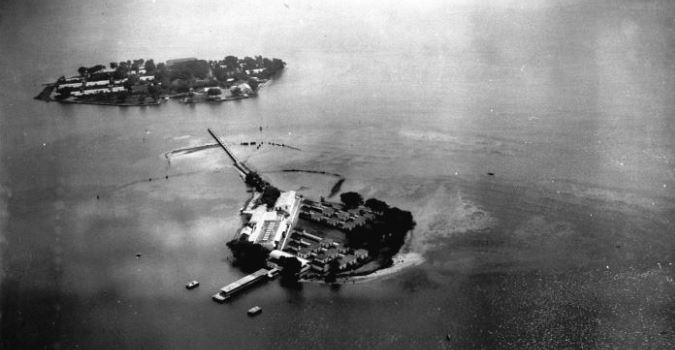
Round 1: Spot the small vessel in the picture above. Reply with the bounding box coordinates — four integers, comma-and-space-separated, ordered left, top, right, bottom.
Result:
185, 280, 199, 289
247, 306, 262, 316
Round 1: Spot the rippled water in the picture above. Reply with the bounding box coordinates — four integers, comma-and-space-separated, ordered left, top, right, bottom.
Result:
1, 1, 674, 349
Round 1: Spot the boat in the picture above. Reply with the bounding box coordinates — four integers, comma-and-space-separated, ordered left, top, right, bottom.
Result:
185, 280, 199, 289
247, 306, 262, 316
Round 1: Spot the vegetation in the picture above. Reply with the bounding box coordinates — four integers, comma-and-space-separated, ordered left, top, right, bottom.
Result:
345, 196, 415, 265
324, 259, 341, 283
226, 239, 270, 273
243, 171, 281, 208
340, 192, 364, 209
364, 198, 389, 213
207, 88, 222, 96
260, 186, 281, 208
277, 256, 302, 281
244, 171, 267, 192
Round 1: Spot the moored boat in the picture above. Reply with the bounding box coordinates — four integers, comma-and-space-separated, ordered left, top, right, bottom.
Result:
247, 306, 262, 316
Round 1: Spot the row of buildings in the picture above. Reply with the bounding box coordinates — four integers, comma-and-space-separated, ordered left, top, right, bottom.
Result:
284, 229, 369, 274
55, 69, 156, 97
299, 201, 377, 231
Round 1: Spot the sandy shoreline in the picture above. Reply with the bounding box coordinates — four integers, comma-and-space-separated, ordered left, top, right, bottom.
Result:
300, 252, 425, 285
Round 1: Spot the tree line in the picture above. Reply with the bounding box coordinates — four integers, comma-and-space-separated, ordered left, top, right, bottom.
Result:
340, 192, 416, 266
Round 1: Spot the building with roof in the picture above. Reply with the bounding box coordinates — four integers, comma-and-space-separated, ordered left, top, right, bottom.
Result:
238, 190, 300, 250
355, 249, 369, 260
296, 247, 313, 259
275, 190, 297, 215
85, 80, 110, 87
57, 82, 83, 90
338, 255, 358, 270
82, 88, 111, 95
298, 230, 322, 242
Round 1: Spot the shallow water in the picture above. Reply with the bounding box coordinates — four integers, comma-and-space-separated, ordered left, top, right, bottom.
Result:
1, 0, 675, 349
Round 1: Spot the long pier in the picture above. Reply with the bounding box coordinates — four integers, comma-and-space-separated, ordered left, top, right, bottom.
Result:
212, 268, 276, 303
207, 128, 252, 176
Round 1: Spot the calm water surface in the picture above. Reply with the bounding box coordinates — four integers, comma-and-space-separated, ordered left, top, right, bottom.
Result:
1, 1, 674, 349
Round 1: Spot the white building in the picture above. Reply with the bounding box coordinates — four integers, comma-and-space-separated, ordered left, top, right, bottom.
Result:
245, 68, 266, 75
240, 191, 300, 250
85, 80, 109, 87
57, 82, 83, 90
269, 250, 309, 267
82, 88, 110, 95
275, 190, 297, 215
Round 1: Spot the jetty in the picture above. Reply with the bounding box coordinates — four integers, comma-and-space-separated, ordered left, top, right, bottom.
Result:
207, 128, 252, 176
212, 268, 273, 303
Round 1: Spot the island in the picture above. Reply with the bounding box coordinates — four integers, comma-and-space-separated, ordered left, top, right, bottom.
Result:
208, 131, 416, 301
35, 55, 286, 106
224, 164, 415, 286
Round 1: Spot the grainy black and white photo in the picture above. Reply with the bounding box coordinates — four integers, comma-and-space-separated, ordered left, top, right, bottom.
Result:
1, 0, 674, 349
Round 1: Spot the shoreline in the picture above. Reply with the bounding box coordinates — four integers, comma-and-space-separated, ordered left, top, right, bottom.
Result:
58, 98, 162, 107
299, 252, 425, 285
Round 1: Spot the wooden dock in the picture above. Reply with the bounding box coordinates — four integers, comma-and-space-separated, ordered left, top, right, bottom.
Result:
207, 128, 252, 176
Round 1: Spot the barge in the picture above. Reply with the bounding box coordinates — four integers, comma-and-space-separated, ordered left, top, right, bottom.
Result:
212, 268, 270, 303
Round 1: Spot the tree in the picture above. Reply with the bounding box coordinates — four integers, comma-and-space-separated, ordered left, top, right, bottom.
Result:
78, 66, 87, 76
226, 239, 270, 272
116, 91, 128, 103
243, 56, 257, 69
207, 88, 222, 96
110, 62, 118, 69
230, 86, 241, 96
247, 78, 259, 91
113, 63, 129, 80
365, 198, 389, 213
340, 192, 363, 209
148, 84, 161, 100
245, 171, 266, 191
324, 259, 340, 283
278, 256, 302, 280
144, 59, 156, 73
213, 65, 227, 82
87, 64, 105, 75
154, 62, 169, 85
262, 58, 286, 77
224, 55, 239, 69
260, 186, 281, 208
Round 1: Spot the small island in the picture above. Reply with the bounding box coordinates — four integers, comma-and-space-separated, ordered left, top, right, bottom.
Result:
35, 55, 285, 106
225, 170, 416, 285
206, 129, 416, 302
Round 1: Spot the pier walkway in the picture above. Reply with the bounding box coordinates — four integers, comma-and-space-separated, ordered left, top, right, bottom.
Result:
207, 128, 252, 176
